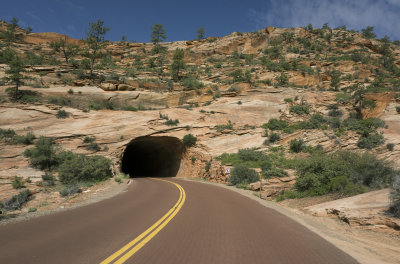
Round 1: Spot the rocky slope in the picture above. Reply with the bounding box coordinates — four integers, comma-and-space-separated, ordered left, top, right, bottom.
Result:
1, 21, 400, 236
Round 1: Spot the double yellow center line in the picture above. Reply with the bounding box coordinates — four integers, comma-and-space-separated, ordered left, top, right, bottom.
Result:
100, 178, 186, 264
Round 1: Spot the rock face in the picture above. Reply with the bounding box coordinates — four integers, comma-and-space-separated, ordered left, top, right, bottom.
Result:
24, 32, 83, 45
305, 189, 400, 235
250, 175, 296, 200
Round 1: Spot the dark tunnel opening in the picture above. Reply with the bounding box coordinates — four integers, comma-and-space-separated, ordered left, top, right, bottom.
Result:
121, 136, 184, 178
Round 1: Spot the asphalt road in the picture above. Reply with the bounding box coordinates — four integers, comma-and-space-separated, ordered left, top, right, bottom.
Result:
0, 178, 358, 264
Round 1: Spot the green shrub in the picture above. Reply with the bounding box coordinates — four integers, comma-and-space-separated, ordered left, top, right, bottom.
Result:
387, 143, 395, 151
60, 184, 81, 197
228, 164, 259, 186
396, 106, 400, 114
182, 134, 197, 147
182, 76, 204, 90
289, 139, 306, 153
12, 132, 36, 145
1, 190, 32, 211
12, 176, 25, 189
238, 148, 264, 162
83, 136, 96, 144
284, 98, 293, 103
42, 172, 56, 186
0, 128, 16, 140
276, 190, 297, 201
327, 105, 343, 117
205, 160, 212, 172
215, 120, 233, 132
268, 133, 280, 143
165, 119, 179, 126
85, 142, 100, 152
263, 118, 288, 131
261, 163, 288, 178
357, 133, 385, 149
294, 151, 396, 197
28, 207, 37, 213
0, 129, 35, 145
24, 137, 58, 170
58, 154, 112, 184
390, 175, 400, 218
56, 109, 69, 119
290, 104, 310, 115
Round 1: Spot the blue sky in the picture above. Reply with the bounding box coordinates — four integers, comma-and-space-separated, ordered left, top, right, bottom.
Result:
1, 0, 399, 42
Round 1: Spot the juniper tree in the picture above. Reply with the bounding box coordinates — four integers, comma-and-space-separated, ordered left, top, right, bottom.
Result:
50, 37, 80, 63
170, 48, 185, 81
362, 26, 376, 39
3, 52, 27, 100
0, 17, 21, 46
196, 27, 205, 40
83, 20, 110, 76
151, 24, 166, 54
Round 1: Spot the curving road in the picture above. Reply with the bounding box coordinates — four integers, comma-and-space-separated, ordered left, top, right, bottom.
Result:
0, 178, 358, 264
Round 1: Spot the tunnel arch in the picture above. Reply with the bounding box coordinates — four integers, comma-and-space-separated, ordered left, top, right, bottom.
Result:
121, 136, 184, 178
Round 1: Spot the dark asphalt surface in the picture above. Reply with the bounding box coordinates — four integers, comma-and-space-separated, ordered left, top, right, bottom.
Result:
0, 178, 358, 264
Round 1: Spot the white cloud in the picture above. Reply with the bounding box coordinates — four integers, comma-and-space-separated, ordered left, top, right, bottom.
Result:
249, 0, 400, 40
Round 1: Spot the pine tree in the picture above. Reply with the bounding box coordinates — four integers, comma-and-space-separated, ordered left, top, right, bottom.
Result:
83, 20, 110, 76
3, 52, 26, 100
170, 49, 185, 81
50, 37, 80, 63
196, 27, 205, 40
151, 24, 166, 54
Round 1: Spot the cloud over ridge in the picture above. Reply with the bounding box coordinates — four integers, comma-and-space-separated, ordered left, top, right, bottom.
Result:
250, 0, 400, 40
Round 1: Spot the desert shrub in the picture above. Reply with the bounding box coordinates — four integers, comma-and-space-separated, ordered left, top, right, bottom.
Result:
396, 106, 400, 114
289, 139, 306, 153
389, 175, 400, 218
165, 119, 179, 126
12, 132, 36, 145
85, 142, 100, 152
0, 129, 35, 144
261, 162, 288, 178
228, 164, 259, 186
122, 106, 138, 111
343, 117, 385, 134
1, 190, 32, 211
182, 76, 204, 90
263, 118, 288, 131
60, 184, 81, 197
24, 137, 59, 170
58, 154, 112, 184
215, 120, 233, 132
182, 134, 197, 147
357, 133, 385, 149
205, 160, 212, 172
294, 151, 396, 197
238, 148, 264, 162
42, 172, 56, 186
56, 109, 69, 119
327, 105, 343, 117
12, 176, 25, 189
268, 133, 280, 143
387, 143, 395, 151
83, 136, 96, 144
284, 98, 293, 103
0, 128, 16, 140
290, 104, 310, 115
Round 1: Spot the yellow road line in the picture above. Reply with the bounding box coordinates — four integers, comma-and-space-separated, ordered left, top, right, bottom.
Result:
100, 178, 186, 264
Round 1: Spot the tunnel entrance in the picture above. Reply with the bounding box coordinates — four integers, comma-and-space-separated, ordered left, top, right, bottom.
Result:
121, 136, 184, 178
